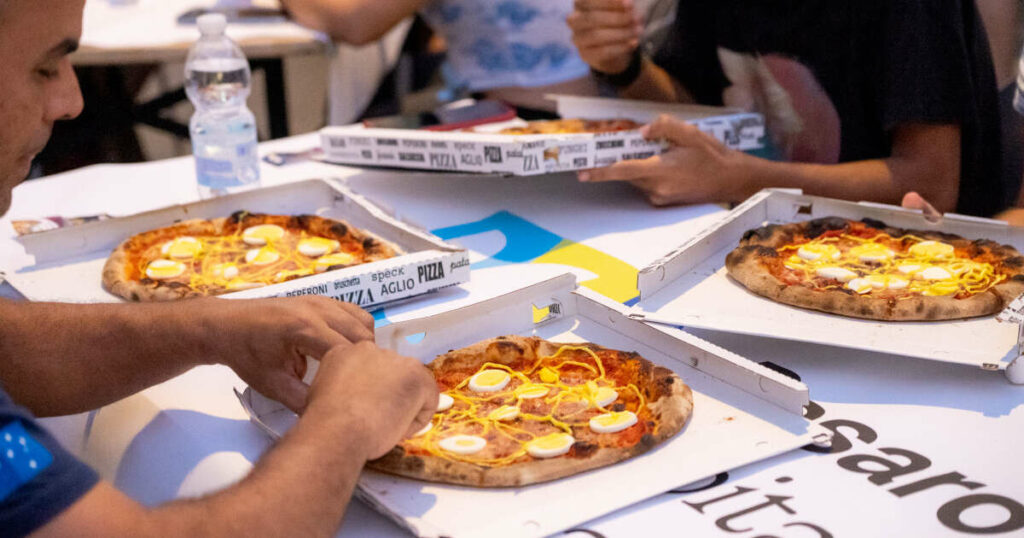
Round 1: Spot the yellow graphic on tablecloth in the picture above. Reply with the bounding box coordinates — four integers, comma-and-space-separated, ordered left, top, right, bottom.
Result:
533, 239, 639, 303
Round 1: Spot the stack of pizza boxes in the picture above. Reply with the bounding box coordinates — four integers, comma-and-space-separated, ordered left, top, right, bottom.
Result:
6, 179, 470, 310
319, 95, 766, 176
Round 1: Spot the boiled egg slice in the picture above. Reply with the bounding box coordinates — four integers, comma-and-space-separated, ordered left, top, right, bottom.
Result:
160, 236, 203, 259
212, 263, 239, 280
538, 367, 560, 384
525, 433, 575, 459
437, 393, 454, 412
314, 252, 357, 273
413, 421, 432, 437
815, 266, 858, 282
909, 240, 954, 260
225, 280, 265, 291
897, 264, 922, 275
589, 411, 638, 434
439, 435, 486, 455
245, 247, 280, 265
846, 278, 873, 294
923, 282, 960, 296
514, 384, 549, 400
488, 405, 520, 421
797, 243, 840, 262
468, 369, 511, 392
145, 259, 186, 280
298, 237, 340, 257
594, 387, 619, 407
920, 266, 953, 281
849, 243, 894, 263
242, 224, 286, 246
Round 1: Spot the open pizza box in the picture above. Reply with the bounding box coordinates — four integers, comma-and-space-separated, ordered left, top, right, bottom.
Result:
237, 273, 828, 538
318, 95, 765, 176
4, 179, 469, 309
629, 189, 1024, 384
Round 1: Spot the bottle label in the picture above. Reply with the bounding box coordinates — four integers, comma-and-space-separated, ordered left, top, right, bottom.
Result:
196, 156, 246, 189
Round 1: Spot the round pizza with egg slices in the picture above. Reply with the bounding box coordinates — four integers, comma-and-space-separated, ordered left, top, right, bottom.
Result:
368, 335, 693, 487
725, 216, 1024, 321
495, 118, 642, 135
102, 211, 399, 301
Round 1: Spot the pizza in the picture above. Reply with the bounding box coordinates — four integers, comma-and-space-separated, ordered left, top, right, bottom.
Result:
368, 335, 693, 487
494, 118, 642, 135
725, 216, 1024, 321
102, 211, 399, 301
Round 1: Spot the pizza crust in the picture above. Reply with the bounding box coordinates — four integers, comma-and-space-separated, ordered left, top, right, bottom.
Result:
367, 335, 693, 487
725, 217, 1024, 321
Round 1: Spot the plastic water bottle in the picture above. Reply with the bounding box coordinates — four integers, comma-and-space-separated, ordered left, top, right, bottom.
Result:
185, 13, 260, 199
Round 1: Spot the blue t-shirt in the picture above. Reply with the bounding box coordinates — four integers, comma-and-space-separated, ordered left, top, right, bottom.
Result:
0, 385, 98, 537
420, 0, 591, 91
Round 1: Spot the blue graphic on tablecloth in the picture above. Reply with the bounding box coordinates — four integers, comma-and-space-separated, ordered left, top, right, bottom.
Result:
0, 421, 53, 501
492, 1, 539, 27
433, 211, 563, 270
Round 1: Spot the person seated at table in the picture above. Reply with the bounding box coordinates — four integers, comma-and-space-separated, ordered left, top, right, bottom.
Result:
568, 0, 1007, 217
281, 0, 610, 117
0, 3, 437, 537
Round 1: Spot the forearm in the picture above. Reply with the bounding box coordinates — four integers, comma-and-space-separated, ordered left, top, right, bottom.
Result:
736, 154, 960, 211
151, 411, 368, 537
281, 0, 423, 45
619, 58, 694, 103
0, 300, 214, 416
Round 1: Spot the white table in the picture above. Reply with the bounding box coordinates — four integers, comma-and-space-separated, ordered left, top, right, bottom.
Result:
2, 134, 1023, 537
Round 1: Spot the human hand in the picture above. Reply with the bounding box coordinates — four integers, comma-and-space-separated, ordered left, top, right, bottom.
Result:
568, 0, 643, 75
901, 191, 943, 222
304, 341, 438, 461
578, 115, 750, 206
194, 296, 375, 412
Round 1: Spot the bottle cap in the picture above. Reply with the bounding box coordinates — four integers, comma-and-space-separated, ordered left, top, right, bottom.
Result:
197, 13, 227, 36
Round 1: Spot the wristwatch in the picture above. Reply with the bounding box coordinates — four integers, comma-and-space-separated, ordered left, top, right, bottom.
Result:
592, 49, 644, 89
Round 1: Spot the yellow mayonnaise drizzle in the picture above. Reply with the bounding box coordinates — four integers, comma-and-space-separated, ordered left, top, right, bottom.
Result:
409, 345, 648, 466
780, 233, 1004, 298
135, 227, 358, 293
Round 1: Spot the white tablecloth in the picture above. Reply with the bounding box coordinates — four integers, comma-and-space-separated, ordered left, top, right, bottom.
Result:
2, 134, 1023, 537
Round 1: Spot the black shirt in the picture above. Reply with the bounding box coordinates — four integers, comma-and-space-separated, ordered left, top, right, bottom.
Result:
653, 0, 1005, 216
0, 385, 98, 537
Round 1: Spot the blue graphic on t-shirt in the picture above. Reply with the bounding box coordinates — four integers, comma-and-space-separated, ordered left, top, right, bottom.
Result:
0, 421, 53, 502
493, 1, 539, 27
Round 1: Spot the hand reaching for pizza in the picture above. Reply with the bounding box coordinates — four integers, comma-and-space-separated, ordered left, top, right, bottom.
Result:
304, 341, 439, 461
568, 0, 643, 75
578, 115, 750, 206
193, 295, 375, 412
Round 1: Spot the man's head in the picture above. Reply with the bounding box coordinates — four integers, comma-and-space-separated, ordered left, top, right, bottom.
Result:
0, 1, 85, 215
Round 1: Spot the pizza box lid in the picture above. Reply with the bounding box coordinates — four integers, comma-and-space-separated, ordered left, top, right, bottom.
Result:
4, 178, 470, 309
236, 273, 828, 538
318, 96, 765, 176
630, 189, 1024, 384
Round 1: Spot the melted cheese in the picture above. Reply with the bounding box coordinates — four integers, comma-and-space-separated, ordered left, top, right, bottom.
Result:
406, 345, 648, 466
778, 233, 1004, 299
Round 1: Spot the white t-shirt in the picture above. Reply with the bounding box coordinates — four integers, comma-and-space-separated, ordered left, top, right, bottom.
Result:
420, 0, 590, 91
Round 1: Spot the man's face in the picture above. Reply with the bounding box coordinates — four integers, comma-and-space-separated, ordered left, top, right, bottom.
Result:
0, 0, 85, 215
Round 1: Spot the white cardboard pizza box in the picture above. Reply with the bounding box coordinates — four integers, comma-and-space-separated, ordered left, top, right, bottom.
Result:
318, 96, 765, 176
629, 189, 1024, 384
5, 179, 470, 308
237, 273, 826, 538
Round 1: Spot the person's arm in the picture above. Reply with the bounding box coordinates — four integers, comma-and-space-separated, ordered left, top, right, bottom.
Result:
30, 342, 439, 537
580, 115, 962, 211
0, 296, 373, 417
280, 0, 427, 45
568, 0, 693, 102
